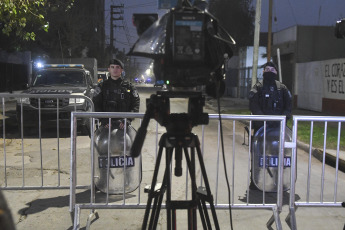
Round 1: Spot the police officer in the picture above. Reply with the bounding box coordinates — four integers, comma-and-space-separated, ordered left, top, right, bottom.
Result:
248, 62, 292, 190
93, 58, 140, 129
249, 61, 292, 133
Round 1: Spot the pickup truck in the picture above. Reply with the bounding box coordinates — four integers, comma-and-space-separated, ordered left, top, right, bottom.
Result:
16, 64, 98, 134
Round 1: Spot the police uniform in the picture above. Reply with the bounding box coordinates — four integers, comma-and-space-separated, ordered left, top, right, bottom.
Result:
248, 65, 292, 133
93, 77, 140, 126
248, 62, 292, 190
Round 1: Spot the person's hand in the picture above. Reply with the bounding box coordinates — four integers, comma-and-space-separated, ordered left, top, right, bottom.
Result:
119, 119, 130, 129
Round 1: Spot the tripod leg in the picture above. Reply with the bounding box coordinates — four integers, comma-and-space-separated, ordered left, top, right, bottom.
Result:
198, 199, 212, 229
183, 147, 199, 230
188, 207, 197, 230
195, 139, 220, 230
151, 149, 173, 230
184, 147, 212, 229
142, 145, 164, 230
165, 147, 174, 230
172, 209, 177, 230
148, 191, 163, 230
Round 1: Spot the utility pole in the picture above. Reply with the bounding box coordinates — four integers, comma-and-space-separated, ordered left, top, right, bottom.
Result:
251, 0, 262, 87
110, 4, 124, 58
267, 0, 273, 62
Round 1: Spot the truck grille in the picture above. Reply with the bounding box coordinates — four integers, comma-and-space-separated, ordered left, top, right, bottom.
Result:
30, 98, 69, 108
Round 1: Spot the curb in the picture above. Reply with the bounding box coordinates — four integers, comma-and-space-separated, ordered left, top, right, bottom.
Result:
297, 140, 345, 173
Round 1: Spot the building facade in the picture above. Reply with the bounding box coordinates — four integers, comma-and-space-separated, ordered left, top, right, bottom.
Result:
272, 25, 345, 115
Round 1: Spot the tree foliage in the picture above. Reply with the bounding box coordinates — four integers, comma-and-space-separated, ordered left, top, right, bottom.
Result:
0, 0, 74, 50
209, 0, 255, 50
34, 0, 106, 63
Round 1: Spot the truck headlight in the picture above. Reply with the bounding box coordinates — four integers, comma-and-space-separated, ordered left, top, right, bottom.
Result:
17, 98, 30, 104
69, 98, 85, 104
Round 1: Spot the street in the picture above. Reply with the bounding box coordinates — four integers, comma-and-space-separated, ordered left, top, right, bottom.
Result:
1, 85, 345, 229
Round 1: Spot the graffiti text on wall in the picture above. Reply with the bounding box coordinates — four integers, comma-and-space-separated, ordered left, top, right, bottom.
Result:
325, 62, 345, 94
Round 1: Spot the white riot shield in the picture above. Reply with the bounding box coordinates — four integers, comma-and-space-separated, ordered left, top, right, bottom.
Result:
93, 125, 141, 194
252, 126, 293, 192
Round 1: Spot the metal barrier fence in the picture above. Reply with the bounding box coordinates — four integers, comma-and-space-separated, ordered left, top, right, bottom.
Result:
70, 112, 288, 230
3, 92, 344, 229
0, 93, 94, 190
287, 116, 345, 230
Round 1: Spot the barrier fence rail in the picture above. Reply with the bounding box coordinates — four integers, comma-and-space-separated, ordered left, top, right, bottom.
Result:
287, 115, 345, 230
2, 92, 345, 229
69, 111, 288, 230
1, 93, 94, 190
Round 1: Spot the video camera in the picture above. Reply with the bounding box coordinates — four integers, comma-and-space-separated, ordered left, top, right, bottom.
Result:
128, 0, 236, 158
128, 0, 235, 90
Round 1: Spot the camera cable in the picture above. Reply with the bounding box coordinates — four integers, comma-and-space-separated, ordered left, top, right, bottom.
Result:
216, 84, 234, 230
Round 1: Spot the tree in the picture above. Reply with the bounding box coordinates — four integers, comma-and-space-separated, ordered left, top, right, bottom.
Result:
208, 0, 255, 50
0, 0, 74, 51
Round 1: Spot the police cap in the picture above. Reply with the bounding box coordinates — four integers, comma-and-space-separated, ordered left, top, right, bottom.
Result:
109, 59, 124, 69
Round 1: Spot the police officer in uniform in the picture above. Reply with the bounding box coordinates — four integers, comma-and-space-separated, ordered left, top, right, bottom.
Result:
93, 58, 140, 129
249, 61, 292, 133
248, 62, 292, 190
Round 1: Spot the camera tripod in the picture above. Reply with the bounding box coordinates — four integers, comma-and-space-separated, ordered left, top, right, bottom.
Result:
143, 126, 219, 229
131, 91, 220, 230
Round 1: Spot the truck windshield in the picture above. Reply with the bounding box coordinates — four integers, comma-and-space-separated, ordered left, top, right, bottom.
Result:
33, 71, 86, 87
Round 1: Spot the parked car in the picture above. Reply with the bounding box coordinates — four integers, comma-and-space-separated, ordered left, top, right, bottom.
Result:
154, 80, 165, 87
16, 64, 97, 133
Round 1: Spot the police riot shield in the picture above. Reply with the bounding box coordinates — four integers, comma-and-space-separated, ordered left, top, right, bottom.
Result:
252, 125, 293, 192
93, 125, 141, 194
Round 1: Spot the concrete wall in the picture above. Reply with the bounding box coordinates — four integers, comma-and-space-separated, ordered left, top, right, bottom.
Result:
295, 26, 345, 63
272, 25, 345, 114
296, 58, 345, 115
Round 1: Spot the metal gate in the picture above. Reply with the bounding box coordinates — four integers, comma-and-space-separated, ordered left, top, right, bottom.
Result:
70, 112, 288, 230
287, 115, 345, 230
1, 93, 94, 190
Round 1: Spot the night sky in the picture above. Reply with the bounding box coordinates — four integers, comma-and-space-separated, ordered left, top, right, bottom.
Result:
259, 0, 345, 32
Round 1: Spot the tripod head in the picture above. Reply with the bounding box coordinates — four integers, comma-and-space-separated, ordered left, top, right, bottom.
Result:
130, 91, 208, 158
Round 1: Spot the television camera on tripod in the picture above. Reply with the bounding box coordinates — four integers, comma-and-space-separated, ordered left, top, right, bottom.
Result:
128, 0, 235, 229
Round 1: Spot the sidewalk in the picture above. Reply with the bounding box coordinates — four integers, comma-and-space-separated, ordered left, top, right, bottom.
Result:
205, 96, 345, 172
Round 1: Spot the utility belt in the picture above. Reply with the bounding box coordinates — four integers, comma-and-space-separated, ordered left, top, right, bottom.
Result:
104, 100, 128, 112
105, 88, 130, 99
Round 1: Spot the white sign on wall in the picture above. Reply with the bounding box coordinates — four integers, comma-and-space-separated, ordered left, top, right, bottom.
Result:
296, 61, 323, 111
296, 58, 345, 112
323, 59, 345, 100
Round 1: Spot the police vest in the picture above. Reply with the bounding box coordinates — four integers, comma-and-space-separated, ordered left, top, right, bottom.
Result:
103, 81, 132, 112
258, 81, 283, 115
